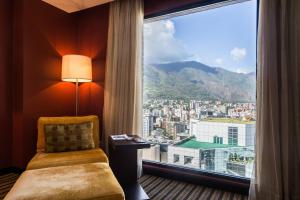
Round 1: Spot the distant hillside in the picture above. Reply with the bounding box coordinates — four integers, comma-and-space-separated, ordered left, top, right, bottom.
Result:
143, 61, 256, 102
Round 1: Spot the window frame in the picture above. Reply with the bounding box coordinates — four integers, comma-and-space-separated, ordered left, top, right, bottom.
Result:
142, 0, 259, 194
173, 154, 180, 163
213, 135, 223, 144
184, 156, 194, 165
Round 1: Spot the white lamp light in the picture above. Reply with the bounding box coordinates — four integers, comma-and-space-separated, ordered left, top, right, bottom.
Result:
62, 54, 92, 115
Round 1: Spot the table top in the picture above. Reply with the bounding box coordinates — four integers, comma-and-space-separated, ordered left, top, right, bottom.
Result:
109, 135, 151, 150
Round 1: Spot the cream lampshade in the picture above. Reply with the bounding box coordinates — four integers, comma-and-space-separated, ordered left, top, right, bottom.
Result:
61, 54, 92, 115
62, 54, 92, 82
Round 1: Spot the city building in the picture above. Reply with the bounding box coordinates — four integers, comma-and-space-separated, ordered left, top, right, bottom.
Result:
142, 144, 160, 162
168, 138, 254, 177
143, 114, 154, 138
190, 119, 255, 147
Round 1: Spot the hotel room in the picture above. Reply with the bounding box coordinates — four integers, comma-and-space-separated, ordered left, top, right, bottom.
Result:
0, 0, 299, 199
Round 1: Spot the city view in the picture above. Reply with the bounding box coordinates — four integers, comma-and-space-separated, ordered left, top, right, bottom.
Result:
142, 1, 257, 178
142, 99, 255, 178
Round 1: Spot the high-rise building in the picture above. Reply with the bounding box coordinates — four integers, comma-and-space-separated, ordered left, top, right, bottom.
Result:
143, 114, 154, 138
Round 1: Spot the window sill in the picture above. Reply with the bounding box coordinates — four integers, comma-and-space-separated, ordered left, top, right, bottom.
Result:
142, 160, 250, 195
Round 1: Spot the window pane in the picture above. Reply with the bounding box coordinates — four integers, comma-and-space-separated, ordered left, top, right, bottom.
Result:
142, 0, 257, 178
184, 156, 193, 165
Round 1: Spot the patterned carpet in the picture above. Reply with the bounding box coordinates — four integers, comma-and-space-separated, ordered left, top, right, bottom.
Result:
0, 173, 248, 200
139, 174, 248, 200
0, 173, 19, 200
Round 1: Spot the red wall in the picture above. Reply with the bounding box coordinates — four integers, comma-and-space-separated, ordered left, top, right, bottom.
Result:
75, 4, 109, 135
11, 0, 78, 167
0, 0, 12, 169
10, 0, 109, 168
22, 0, 79, 167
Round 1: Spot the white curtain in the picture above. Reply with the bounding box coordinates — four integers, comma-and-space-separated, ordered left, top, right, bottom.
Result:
103, 0, 143, 146
249, 0, 300, 199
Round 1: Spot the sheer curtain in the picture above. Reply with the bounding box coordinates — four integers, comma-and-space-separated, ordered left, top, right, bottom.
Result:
103, 0, 143, 146
249, 0, 300, 199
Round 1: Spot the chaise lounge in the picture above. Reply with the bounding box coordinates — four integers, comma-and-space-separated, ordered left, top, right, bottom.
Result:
4, 115, 125, 200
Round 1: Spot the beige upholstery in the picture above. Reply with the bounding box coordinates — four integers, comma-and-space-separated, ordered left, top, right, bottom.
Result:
4, 163, 125, 200
27, 148, 108, 170
37, 115, 100, 152
13, 116, 124, 200
27, 115, 107, 170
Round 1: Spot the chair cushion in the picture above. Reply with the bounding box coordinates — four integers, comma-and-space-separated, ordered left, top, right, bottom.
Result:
37, 116, 100, 152
26, 148, 108, 170
44, 122, 95, 153
5, 163, 125, 200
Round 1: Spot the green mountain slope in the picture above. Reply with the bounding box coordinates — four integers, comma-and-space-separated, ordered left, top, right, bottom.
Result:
143, 61, 256, 102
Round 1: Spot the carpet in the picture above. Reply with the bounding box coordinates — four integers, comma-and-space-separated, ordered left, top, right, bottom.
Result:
0, 173, 19, 200
139, 174, 248, 200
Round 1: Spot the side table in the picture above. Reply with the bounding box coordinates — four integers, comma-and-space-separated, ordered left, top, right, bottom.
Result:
108, 135, 150, 200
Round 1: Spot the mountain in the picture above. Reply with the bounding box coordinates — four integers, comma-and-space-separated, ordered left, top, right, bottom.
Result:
143, 61, 256, 102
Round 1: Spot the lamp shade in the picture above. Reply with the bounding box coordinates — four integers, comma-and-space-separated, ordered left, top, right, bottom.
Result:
62, 54, 92, 82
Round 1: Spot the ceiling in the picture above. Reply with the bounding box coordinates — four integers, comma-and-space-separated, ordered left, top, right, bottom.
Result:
42, 0, 114, 13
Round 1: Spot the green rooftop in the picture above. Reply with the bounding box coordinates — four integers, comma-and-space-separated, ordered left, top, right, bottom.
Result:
176, 139, 238, 149
201, 118, 255, 124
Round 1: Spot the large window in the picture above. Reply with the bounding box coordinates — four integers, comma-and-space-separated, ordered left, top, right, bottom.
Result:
228, 127, 238, 146
142, 0, 257, 179
214, 136, 223, 144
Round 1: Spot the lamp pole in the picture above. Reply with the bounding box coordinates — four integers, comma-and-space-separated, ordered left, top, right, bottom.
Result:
76, 79, 79, 116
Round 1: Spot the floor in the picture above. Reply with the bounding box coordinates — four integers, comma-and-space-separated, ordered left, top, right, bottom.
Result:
0, 173, 248, 200
0, 173, 19, 200
139, 174, 248, 200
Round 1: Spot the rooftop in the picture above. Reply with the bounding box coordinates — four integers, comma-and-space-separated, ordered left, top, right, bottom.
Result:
201, 118, 255, 124
176, 139, 238, 149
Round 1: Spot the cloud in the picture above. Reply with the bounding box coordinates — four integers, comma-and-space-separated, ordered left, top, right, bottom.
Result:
236, 67, 255, 74
230, 47, 247, 61
236, 68, 247, 74
215, 58, 223, 65
144, 20, 193, 64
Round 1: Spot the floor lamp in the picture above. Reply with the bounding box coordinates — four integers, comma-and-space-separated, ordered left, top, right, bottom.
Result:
61, 54, 92, 116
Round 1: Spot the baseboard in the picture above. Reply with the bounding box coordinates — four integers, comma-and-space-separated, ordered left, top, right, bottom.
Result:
0, 167, 24, 175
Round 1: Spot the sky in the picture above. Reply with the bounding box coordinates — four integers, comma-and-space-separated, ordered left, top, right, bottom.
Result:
144, 0, 257, 74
